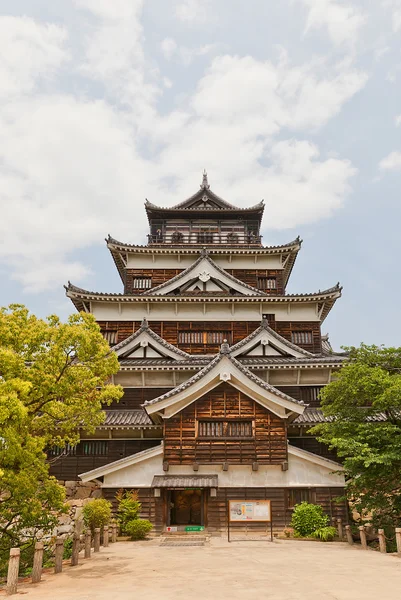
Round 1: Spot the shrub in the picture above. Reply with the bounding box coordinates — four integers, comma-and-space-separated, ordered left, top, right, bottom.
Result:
115, 490, 141, 535
63, 537, 73, 559
125, 519, 153, 540
82, 498, 112, 534
290, 502, 329, 537
312, 526, 337, 542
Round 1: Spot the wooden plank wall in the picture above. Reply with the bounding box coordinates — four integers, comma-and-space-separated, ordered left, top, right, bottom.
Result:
163, 383, 287, 465
98, 318, 321, 353
48, 440, 160, 481
226, 269, 284, 294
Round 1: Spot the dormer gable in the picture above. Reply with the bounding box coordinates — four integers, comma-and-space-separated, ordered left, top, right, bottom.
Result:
230, 318, 314, 358
144, 252, 265, 297
113, 318, 190, 360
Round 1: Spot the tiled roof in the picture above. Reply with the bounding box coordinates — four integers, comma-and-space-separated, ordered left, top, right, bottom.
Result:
293, 409, 334, 424
152, 474, 218, 488
143, 350, 306, 409
100, 410, 154, 427
145, 252, 266, 297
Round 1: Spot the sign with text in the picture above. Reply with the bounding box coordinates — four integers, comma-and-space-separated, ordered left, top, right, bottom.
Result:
228, 500, 271, 522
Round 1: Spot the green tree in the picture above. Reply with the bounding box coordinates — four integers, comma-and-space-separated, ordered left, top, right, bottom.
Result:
0, 304, 123, 572
312, 344, 401, 528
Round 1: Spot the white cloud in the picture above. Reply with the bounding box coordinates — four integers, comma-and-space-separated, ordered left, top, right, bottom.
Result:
379, 151, 401, 170
0, 16, 68, 100
161, 38, 178, 60
396, 114, 401, 126
175, 0, 212, 24
298, 0, 366, 46
384, 0, 401, 31
0, 9, 366, 292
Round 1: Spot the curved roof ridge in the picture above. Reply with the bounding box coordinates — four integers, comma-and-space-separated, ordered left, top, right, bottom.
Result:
229, 318, 314, 357
143, 251, 266, 297
112, 317, 191, 359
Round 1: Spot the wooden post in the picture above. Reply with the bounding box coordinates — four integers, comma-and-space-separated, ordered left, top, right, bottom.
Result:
94, 528, 101, 552
6, 548, 20, 596
112, 524, 117, 543
395, 528, 401, 553
359, 525, 368, 550
54, 537, 64, 573
31, 541, 44, 584
103, 526, 109, 547
71, 532, 80, 566
337, 518, 343, 540
345, 525, 354, 545
378, 529, 386, 553
84, 531, 91, 559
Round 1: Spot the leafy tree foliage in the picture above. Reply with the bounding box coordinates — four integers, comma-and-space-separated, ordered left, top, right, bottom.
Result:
82, 498, 112, 534
0, 305, 122, 572
313, 344, 401, 527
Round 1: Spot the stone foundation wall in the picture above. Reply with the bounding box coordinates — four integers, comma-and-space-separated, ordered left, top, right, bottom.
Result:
56, 480, 102, 537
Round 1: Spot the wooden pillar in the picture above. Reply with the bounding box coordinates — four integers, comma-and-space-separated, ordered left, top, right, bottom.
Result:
84, 531, 91, 559
111, 524, 117, 543
378, 529, 386, 553
71, 533, 80, 566
94, 528, 101, 552
337, 518, 343, 540
54, 537, 64, 573
359, 525, 368, 550
345, 525, 354, 545
395, 528, 401, 553
103, 526, 109, 547
6, 548, 20, 596
31, 541, 44, 584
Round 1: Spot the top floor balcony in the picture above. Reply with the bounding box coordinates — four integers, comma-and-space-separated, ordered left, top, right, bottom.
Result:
147, 231, 263, 247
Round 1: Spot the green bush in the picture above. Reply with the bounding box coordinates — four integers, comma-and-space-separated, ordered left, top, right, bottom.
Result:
63, 537, 73, 559
82, 498, 112, 534
125, 519, 153, 540
116, 489, 141, 535
312, 526, 337, 542
290, 502, 329, 537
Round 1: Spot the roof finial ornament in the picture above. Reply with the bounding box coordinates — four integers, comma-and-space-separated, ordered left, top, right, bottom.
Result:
220, 339, 230, 355
261, 316, 269, 329
141, 317, 149, 329
200, 169, 210, 190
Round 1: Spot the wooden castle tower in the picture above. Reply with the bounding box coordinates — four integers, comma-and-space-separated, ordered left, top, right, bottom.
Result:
59, 172, 347, 533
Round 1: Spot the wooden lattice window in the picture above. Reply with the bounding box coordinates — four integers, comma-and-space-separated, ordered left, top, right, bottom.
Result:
286, 489, 310, 509
300, 387, 322, 405
198, 420, 253, 438
102, 330, 118, 345
291, 331, 313, 345
258, 277, 276, 290
133, 278, 152, 290
178, 331, 231, 344
81, 441, 108, 456
48, 443, 77, 457
197, 232, 214, 244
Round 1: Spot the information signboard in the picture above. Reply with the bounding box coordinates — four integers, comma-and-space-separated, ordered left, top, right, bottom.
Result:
228, 500, 271, 522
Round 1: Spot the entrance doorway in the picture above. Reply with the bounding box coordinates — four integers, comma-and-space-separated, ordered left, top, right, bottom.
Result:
169, 490, 203, 526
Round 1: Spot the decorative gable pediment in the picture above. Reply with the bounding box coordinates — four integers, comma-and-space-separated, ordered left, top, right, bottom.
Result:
230, 319, 313, 359
113, 319, 190, 361
143, 349, 305, 419
145, 254, 265, 297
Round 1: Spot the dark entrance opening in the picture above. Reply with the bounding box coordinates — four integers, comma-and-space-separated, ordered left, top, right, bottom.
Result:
169, 490, 203, 526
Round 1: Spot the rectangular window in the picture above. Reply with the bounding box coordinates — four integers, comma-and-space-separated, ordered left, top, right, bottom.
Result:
178, 331, 231, 345
81, 441, 108, 456
133, 278, 152, 290
48, 443, 77, 457
102, 330, 118, 345
198, 420, 253, 438
197, 232, 214, 244
258, 277, 277, 290
300, 387, 322, 405
287, 489, 310, 509
291, 331, 313, 345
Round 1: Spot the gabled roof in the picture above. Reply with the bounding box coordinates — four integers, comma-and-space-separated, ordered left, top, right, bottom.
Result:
143, 343, 306, 420
113, 318, 190, 360
145, 251, 266, 297
79, 443, 163, 482
145, 171, 265, 217
230, 318, 313, 359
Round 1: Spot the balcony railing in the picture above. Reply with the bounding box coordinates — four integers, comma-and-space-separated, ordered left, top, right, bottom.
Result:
147, 233, 262, 246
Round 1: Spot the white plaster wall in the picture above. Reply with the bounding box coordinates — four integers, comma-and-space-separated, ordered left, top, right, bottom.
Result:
102, 453, 344, 488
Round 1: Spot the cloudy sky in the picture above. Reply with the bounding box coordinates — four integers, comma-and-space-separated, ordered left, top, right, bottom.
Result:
1, 0, 401, 350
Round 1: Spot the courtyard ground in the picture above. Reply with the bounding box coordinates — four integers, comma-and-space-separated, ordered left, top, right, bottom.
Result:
3, 537, 401, 600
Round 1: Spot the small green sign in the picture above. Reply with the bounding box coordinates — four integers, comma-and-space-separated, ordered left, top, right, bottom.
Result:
185, 526, 204, 532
